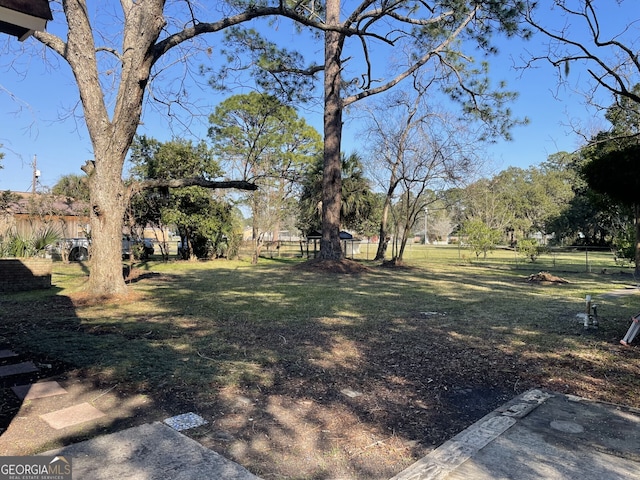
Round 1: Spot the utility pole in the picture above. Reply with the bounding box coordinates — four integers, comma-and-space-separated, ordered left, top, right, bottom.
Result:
31, 155, 40, 194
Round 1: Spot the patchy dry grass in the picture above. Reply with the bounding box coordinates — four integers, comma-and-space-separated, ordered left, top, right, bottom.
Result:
1, 255, 639, 479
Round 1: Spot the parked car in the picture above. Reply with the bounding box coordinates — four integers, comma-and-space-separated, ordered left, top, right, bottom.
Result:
122, 235, 154, 259
57, 236, 154, 261
63, 237, 90, 261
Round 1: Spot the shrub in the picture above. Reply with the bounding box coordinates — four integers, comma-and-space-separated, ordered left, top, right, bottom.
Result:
0, 226, 61, 258
517, 238, 547, 262
612, 224, 635, 266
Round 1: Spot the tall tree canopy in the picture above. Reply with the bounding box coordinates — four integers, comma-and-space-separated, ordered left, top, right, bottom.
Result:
217, 0, 528, 260
9, 0, 528, 293
22, 1, 313, 294
363, 80, 487, 261
208, 92, 321, 262
582, 145, 640, 208
129, 136, 236, 260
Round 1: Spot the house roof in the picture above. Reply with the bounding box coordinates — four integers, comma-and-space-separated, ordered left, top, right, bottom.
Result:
0, 0, 53, 41
306, 230, 355, 240
3, 192, 88, 217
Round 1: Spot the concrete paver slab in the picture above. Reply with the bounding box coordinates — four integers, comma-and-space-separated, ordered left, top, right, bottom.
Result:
0, 361, 38, 377
392, 389, 640, 480
40, 402, 105, 430
163, 412, 208, 431
12, 381, 68, 400
0, 349, 18, 359
43, 422, 261, 480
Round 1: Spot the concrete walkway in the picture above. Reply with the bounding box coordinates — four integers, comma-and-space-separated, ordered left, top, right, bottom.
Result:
392, 389, 640, 480
30, 389, 640, 480
43, 422, 260, 480
4, 344, 639, 480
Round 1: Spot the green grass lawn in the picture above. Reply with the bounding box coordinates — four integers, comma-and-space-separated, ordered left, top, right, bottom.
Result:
1, 253, 639, 479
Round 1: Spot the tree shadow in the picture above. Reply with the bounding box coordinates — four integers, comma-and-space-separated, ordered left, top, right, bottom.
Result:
0, 283, 207, 456
1, 262, 637, 478
0, 288, 70, 440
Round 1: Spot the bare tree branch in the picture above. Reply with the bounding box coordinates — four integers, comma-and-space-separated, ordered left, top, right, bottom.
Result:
344, 5, 478, 106
151, 5, 371, 64
523, 0, 640, 107
136, 178, 257, 191
32, 30, 66, 56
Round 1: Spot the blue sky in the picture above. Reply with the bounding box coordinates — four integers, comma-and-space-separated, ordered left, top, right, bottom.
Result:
0, 2, 634, 193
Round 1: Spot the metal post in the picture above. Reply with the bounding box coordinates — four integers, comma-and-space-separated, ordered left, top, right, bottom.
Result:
424, 207, 428, 245
585, 247, 589, 272
584, 295, 591, 328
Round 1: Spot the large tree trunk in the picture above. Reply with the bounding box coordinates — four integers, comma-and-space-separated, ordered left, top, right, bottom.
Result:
635, 204, 640, 278
84, 158, 127, 294
319, 0, 343, 260
374, 177, 398, 261
64, 0, 163, 295
374, 197, 391, 261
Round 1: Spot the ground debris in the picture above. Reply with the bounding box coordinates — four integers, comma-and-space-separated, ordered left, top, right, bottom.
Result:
526, 271, 569, 284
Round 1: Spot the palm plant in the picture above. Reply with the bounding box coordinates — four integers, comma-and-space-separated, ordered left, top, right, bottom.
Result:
0, 226, 61, 258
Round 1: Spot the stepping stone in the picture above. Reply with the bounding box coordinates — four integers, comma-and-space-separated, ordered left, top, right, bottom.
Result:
12, 381, 68, 400
0, 361, 38, 378
0, 349, 18, 359
164, 412, 208, 431
40, 402, 105, 430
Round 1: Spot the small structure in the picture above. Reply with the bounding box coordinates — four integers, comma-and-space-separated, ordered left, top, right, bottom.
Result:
303, 230, 360, 259
0, 0, 53, 41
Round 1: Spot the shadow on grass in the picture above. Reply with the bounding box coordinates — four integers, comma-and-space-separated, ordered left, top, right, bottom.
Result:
0, 280, 204, 457
1, 261, 639, 478
0, 287, 70, 438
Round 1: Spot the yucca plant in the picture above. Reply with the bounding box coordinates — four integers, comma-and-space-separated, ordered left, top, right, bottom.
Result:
0, 226, 62, 258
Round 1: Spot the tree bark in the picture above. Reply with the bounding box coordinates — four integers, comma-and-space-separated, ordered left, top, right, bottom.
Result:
319, 0, 344, 260
84, 159, 128, 294
374, 196, 392, 261
67, 0, 163, 295
137, 178, 257, 191
374, 177, 398, 261
635, 204, 640, 278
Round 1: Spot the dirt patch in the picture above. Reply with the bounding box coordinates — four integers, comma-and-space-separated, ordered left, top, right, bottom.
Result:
67, 290, 146, 307
0, 316, 530, 479
190, 339, 530, 479
123, 267, 169, 284
293, 257, 370, 274
380, 258, 416, 270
